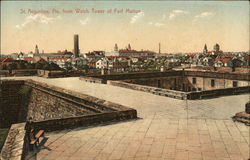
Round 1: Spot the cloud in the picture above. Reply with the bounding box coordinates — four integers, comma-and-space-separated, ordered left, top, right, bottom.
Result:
195, 12, 214, 18
154, 22, 165, 27
193, 12, 215, 22
80, 17, 89, 26
130, 12, 144, 24
15, 14, 61, 29
149, 22, 165, 27
169, 10, 189, 20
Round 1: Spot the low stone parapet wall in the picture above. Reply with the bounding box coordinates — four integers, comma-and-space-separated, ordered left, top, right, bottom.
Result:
0, 123, 27, 160
184, 71, 250, 81
0, 70, 10, 77
107, 80, 188, 100
31, 110, 137, 132
89, 70, 183, 81
188, 86, 250, 99
11, 69, 37, 76
0, 69, 37, 77
79, 76, 104, 84
37, 70, 65, 78
108, 80, 250, 100
24, 80, 131, 113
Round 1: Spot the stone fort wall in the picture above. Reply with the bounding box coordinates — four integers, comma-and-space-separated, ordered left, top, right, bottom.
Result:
84, 70, 249, 92
0, 80, 137, 160
0, 80, 137, 127
0, 80, 27, 128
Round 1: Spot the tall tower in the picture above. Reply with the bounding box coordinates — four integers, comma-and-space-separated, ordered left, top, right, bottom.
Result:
35, 45, 39, 54
203, 44, 208, 54
128, 44, 131, 50
159, 43, 161, 54
74, 34, 79, 58
114, 44, 118, 52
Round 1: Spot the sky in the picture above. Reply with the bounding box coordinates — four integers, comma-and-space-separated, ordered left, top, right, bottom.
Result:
1, 1, 249, 54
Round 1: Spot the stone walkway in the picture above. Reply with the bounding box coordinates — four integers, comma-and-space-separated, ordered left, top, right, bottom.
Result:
3, 77, 250, 160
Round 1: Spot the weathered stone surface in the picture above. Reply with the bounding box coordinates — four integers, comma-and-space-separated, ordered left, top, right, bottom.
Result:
0, 79, 137, 160
0, 80, 27, 128
79, 76, 104, 84
0, 123, 26, 160
245, 102, 250, 114
83, 70, 250, 99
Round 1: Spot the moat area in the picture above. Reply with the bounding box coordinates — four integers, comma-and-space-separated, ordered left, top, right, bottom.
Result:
2, 77, 249, 160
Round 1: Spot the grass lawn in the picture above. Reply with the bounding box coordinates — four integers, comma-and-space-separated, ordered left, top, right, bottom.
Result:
0, 128, 9, 152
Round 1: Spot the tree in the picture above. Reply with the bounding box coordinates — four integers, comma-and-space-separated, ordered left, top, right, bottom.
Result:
0, 65, 7, 70
35, 63, 43, 69
16, 61, 26, 69
26, 63, 35, 69
42, 63, 50, 70
49, 62, 61, 70
7, 63, 17, 70
231, 59, 242, 68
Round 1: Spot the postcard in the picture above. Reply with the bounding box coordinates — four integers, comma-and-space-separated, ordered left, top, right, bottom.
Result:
0, 1, 249, 160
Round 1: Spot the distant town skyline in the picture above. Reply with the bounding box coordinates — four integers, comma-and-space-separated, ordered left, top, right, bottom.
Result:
1, 1, 249, 54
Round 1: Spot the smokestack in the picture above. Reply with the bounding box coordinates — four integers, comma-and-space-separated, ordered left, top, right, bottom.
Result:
74, 34, 79, 58
159, 43, 161, 54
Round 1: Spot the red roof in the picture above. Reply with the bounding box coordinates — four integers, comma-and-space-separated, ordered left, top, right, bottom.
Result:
215, 57, 232, 63
186, 53, 196, 57
220, 57, 232, 63
24, 57, 35, 61
86, 53, 95, 56
0, 57, 14, 63
37, 58, 47, 64
240, 65, 250, 68
244, 56, 250, 61
49, 57, 70, 61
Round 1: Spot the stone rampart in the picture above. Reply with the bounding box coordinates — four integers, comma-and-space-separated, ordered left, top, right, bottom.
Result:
0, 123, 27, 160
184, 71, 249, 81
79, 76, 104, 84
86, 70, 250, 82
0, 79, 137, 159
37, 70, 65, 78
108, 80, 250, 100
88, 71, 183, 82
0, 80, 27, 128
107, 80, 187, 100
31, 110, 136, 132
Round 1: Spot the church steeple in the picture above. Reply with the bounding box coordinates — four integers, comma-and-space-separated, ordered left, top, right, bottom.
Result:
203, 44, 208, 54
35, 45, 39, 54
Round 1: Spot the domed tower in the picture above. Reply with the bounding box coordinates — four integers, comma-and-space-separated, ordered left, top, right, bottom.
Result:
213, 43, 220, 52
114, 43, 118, 52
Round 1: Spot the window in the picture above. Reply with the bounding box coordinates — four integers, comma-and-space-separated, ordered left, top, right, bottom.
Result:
211, 79, 215, 87
192, 77, 196, 84
233, 81, 238, 87
157, 80, 161, 88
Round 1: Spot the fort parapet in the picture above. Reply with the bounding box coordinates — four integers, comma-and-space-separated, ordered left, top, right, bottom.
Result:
81, 70, 250, 99
0, 79, 137, 160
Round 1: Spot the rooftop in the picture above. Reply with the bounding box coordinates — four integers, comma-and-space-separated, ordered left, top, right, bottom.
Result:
3, 77, 250, 160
